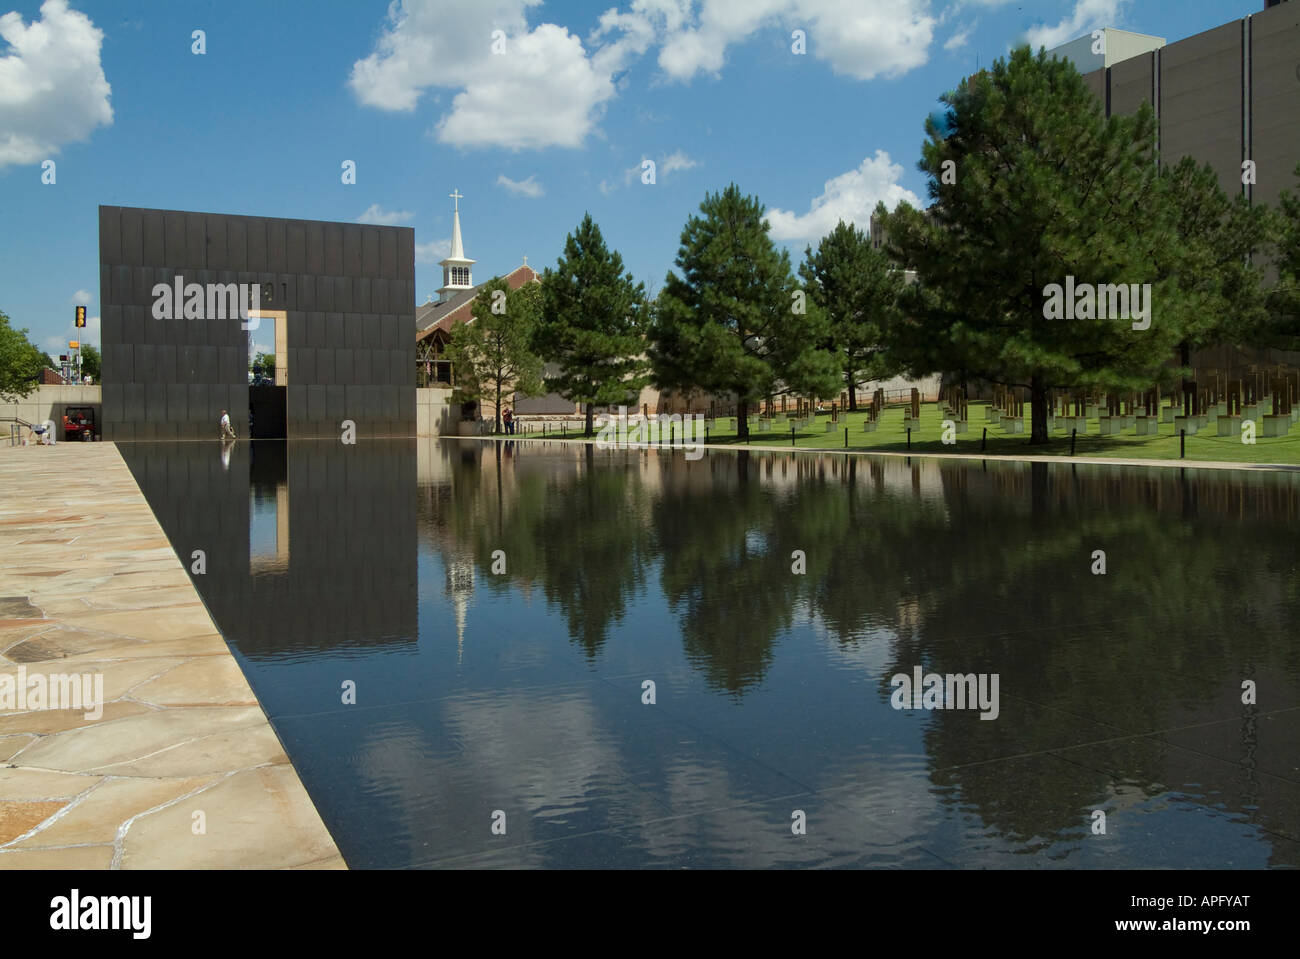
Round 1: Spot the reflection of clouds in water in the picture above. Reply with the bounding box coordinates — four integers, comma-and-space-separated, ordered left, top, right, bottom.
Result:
352, 690, 637, 866
813, 767, 951, 865
417, 688, 661, 865
441, 689, 622, 819
637, 757, 946, 867
638, 759, 792, 867
348, 687, 1085, 867
349, 687, 949, 866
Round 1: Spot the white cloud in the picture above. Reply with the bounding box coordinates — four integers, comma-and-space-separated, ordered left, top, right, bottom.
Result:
0, 0, 113, 168
766, 150, 922, 241
589, 0, 670, 76
660, 149, 696, 176
357, 204, 414, 225
943, 25, 972, 51
352, 1, 942, 151
70, 289, 93, 304
607, 149, 695, 192
597, 0, 937, 84
349, 1, 616, 150
43, 313, 98, 356
496, 173, 545, 197
415, 238, 452, 264
1024, 0, 1124, 52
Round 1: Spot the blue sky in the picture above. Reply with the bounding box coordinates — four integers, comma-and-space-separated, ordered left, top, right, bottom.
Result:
0, 0, 1260, 357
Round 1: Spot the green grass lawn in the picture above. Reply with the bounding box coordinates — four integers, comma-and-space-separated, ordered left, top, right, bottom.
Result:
531, 401, 1300, 465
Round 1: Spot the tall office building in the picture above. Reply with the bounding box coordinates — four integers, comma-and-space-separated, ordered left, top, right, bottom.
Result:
1049, 1, 1300, 210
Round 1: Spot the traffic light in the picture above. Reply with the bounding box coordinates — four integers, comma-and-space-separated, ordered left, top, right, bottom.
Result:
75, 305, 86, 328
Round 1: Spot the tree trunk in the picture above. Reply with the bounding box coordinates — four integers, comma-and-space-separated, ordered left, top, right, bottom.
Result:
1179, 340, 1195, 417
494, 381, 502, 435
1030, 374, 1049, 444
584, 402, 594, 437
737, 398, 749, 441
847, 371, 857, 412
1030, 461, 1049, 516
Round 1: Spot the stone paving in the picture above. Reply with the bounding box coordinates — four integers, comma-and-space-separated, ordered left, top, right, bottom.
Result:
0, 441, 344, 869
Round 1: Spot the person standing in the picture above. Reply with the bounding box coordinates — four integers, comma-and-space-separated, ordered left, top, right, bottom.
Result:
219, 409, 236, 439
502, 407, 514, 436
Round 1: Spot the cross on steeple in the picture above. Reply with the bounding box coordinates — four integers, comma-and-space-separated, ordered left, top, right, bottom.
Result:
449, 189, 463, 212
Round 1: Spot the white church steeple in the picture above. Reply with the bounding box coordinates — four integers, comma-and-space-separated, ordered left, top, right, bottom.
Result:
437, 189, 475, 303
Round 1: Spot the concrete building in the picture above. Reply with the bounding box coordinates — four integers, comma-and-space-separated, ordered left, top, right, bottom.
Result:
1054, 1, 1300, 374
1048, 27, 1166, 76
99, 206, 416, 441
1054, 1, 1300, 211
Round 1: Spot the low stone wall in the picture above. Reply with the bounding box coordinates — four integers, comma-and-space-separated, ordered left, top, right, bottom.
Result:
1, 385, 102, 436
416, 387, 455, 436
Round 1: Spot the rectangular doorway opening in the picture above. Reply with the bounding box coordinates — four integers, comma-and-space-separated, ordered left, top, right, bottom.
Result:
247, 310, 288, 439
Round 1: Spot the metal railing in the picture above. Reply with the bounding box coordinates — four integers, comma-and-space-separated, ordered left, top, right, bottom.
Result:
2, 417, 34, 446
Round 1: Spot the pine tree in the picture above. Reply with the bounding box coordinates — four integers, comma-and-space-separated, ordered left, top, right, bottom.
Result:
1259, 162, 1300, 350
876, 46, 1185, 443
535, 214, 649, 437
448, 278, 544, 435
799, 220, 906, 411
649, 184, 840, 440
1152, 156, 1271, 408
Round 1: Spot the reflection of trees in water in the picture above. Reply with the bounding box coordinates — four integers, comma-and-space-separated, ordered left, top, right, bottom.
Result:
426, 443, 655, 659
429, 445, 1300, 859
861, 460, 1300, 859
654, 451, 811, 695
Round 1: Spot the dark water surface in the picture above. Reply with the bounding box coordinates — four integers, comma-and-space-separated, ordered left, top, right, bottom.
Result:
119, 439, 1300, 868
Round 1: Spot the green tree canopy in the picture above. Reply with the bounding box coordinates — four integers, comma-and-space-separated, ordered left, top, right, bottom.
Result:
1259, 162, 1300, 350
250, 349, 274, 381
649, 184, 840, 439
0, 310, 45, 402
1151, 156, 1272, 397
448, 278, 544, 435
799, 220, 907, 410
877, 46, 1190, 443
79, 344, 101, 381
536, 214, 649, 437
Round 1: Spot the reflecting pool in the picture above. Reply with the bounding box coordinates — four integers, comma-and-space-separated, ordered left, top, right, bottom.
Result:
119, 439, 1300, 868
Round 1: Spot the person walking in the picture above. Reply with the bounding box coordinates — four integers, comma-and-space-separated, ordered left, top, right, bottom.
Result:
219, 409, 236, 439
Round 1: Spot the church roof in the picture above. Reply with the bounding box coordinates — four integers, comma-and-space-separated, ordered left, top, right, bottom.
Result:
416, 263, 540, 341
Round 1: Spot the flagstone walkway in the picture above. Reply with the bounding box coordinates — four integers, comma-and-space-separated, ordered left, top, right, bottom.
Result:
0, 442, 344, 869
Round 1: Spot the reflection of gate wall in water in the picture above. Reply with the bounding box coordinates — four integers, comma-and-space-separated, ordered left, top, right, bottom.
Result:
120, 441, 417, 659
